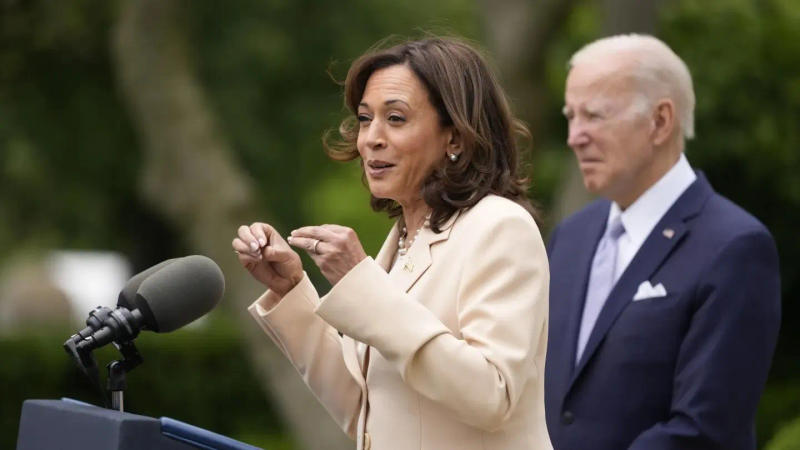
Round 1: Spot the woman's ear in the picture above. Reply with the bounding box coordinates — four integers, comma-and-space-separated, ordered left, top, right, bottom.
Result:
446, 128, 462, 155
652, 99, 676, 146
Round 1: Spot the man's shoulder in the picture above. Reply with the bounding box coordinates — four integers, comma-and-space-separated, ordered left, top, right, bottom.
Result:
694, 191, 773, 243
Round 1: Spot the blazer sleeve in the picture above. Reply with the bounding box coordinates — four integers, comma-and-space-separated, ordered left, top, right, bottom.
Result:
628, 230, 781, 450
248, 275, 363, 439
315, 212, 550, 431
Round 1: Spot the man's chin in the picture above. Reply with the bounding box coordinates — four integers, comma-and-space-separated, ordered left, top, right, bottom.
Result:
582, 177, 607, 196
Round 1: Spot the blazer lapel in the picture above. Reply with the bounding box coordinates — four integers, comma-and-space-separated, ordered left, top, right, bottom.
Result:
375, 222, 401, 272
340, 335, 367, 389
344, 214, 459, 381
570, 173, 713, 384
388, 212, 458, 293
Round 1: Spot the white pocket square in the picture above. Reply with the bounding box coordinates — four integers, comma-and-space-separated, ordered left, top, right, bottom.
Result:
632, 281, 668, 301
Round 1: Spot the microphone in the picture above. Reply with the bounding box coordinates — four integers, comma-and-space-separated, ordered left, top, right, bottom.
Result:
117, 258, 178, 310
68, 258, 179, 344
74, 255, 224, 352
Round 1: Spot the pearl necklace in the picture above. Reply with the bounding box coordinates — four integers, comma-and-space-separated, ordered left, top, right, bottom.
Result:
398, 216, 430, 257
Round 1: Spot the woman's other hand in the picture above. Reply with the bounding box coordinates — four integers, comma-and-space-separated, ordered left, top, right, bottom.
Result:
289, 225, 368, 285
233, 222, 303, 297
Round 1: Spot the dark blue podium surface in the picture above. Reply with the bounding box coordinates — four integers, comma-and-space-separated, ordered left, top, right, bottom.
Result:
17, 399, 262, 450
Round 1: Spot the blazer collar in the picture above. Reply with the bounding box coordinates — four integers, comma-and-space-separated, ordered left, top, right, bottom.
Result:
375, 211, 459, 293
343, 210, 460, 379
568, 173, 713, 386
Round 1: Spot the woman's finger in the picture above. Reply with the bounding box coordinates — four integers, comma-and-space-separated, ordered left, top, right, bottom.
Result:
291, 226, 338, 242
288, 236, 328, 255
238, 225, 261, 252
249, 222, 273, 248
320, 224, 351, 233
261, 243, 298, 262
233, 237, 261, 259
237, 251, 261, 264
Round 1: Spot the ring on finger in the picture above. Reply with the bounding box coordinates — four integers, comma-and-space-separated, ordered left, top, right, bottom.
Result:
312, 239, 321, 254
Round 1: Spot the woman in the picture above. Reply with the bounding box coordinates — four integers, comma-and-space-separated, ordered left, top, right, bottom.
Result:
232, 37, 551, 449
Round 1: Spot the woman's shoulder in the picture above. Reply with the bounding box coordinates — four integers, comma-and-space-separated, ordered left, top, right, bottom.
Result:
451, 194, 540, 239
459, 194, 536, 226
447, 194, 544, 255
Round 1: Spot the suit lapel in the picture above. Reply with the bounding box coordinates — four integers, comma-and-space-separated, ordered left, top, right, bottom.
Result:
388, 212, 458, 293
343, 223, 401, 382
345, 213, 457, 376
560, 204, 609, 380
569, 173, 713, 386
340, 335, 368, 388
375, 222, 401, 272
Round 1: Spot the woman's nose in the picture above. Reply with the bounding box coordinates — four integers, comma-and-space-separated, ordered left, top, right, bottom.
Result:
363, 120, 387, 150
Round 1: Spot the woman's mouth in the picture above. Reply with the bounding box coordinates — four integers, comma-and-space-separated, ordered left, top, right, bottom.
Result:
366, 160, 396, 177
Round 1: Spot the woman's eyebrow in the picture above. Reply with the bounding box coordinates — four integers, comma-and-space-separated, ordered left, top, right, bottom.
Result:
384, 99, 410, 107
358, 99, 410, 109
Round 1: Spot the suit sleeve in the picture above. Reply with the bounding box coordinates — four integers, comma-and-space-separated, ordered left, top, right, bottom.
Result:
248, 275, 363, 439
628, 230, 781, 450
315, 212, 550, 431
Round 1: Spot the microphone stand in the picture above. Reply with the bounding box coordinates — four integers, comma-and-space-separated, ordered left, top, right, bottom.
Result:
107, 340, 142, 412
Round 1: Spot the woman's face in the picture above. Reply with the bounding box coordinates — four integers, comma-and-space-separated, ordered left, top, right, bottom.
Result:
356, 64, 452, 206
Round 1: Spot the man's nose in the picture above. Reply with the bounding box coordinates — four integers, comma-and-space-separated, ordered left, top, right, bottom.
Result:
567, 122, 589, 149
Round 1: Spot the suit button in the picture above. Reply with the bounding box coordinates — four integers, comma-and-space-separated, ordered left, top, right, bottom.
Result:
562, 411, 574, 425
364, 432, 371, 450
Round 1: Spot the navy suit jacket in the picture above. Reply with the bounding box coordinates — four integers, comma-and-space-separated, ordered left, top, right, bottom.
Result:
544, 173, 781, 450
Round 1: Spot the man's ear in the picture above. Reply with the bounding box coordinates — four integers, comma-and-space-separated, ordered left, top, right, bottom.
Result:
652, 99, 676, 146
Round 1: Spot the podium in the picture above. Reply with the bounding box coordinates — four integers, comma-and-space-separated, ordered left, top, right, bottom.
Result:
17, 399, 262, 450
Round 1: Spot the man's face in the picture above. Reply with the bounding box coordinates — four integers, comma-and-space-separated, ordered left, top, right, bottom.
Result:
563, 62, 656, 206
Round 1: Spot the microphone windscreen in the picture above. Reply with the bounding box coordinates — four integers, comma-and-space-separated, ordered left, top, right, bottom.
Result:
117, 258, 178, 309
135, 255, 225, 332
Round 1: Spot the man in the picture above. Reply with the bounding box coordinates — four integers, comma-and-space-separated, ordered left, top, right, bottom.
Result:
545, 34, 781, 449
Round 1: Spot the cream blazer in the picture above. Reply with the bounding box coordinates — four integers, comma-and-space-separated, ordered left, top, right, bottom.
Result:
249, 195, 552, 449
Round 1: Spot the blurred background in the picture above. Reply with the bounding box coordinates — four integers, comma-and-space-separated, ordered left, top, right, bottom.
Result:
1, 0, 798, 448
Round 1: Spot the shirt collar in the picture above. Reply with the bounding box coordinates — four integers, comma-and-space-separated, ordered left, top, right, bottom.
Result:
608, 153, 697, 247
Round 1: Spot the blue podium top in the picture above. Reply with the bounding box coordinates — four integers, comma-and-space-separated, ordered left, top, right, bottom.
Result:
17, 399, 263, 450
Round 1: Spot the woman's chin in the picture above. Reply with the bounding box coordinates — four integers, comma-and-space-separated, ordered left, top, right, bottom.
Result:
366, 183, 395, 201
369, 191, 395, 201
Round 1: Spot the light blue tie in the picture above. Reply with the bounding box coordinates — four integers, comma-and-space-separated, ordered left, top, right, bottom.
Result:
576, 216, 626, 364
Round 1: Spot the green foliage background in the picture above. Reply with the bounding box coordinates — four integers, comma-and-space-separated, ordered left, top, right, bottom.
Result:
1, 0, 798, 447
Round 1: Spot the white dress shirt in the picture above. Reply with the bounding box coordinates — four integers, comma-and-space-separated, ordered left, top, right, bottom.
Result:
607, 153, 697, 282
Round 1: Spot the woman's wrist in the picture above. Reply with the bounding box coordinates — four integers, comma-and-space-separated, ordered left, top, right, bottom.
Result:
273, 271, 303, 298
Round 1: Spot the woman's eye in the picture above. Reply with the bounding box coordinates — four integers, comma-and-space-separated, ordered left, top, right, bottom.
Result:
357, 114, 371, 124
388, 114, 405, 123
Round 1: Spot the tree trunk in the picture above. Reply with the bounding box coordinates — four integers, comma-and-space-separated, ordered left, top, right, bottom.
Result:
480, 0, 578, 140
111, 1, 352, 448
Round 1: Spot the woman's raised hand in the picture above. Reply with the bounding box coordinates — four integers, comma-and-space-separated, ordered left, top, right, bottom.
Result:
233, 222, 303, 297
288, 224, 368, 286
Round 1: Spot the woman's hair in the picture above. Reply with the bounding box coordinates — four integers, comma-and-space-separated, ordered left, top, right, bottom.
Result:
324, 36, 536, 231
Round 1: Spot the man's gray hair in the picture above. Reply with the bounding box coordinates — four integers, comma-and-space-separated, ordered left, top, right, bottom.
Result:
569, 34, 695, 140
